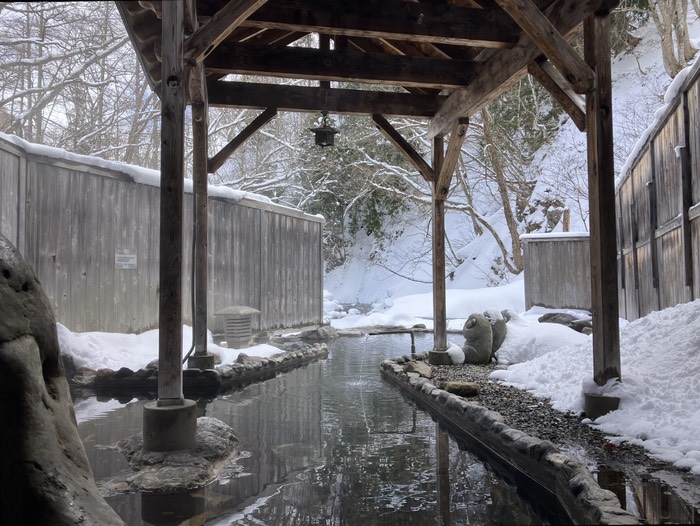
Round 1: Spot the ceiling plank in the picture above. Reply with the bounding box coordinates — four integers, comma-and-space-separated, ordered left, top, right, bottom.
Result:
233, 0, 518, 48
184, 0, 267, 63
528, 57, 586, 131
494, 0, 594, 93
428, 0, 606, 138
372, 114, 435, 181
208, 107, 278, 172
205, 43, 478, 89
207, 81, 446, 118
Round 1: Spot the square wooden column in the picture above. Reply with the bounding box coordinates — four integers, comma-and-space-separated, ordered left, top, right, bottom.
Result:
158, 0, 186, 401
584, 11, 621, 386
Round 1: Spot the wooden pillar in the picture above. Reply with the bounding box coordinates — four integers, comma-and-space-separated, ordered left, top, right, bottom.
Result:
431, 136, 448, 355
158, 0, 186, 401
192, 90, 209, 358
584, 11, 621, 386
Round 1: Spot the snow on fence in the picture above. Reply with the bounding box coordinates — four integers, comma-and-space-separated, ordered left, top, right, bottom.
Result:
521, 233, 591, 312
616, 57, 700, 321
0, 134, 324, 334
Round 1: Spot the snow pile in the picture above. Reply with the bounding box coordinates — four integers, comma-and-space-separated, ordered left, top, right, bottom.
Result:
331, 280, 525, 331
492, 299, 700, 474
57, 323, 282, 371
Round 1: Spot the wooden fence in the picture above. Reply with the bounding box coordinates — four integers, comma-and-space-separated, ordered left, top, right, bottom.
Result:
616, 58, 700, 321
0, 134, 324, 334
522, 233, 591, 311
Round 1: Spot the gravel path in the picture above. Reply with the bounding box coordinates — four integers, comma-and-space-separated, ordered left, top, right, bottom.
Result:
429, 362, 688, 480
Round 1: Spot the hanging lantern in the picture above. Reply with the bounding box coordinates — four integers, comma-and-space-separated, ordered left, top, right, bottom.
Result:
309, 111, 339, 147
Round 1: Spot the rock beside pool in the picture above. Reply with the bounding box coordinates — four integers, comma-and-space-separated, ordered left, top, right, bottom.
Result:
116, 417, 240, 493
0, 234, 124, 525
442, 380, 480, 398
405, 361, 432, 378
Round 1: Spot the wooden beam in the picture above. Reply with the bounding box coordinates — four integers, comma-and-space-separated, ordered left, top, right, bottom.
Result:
428, 0, 606, 138
159, 0, 185, 402
184, 0, 267, 63
371, 114, 434, 181
207, 80, 447, 117
584, 12, 620, 386
205, 43, 478, 90
208, 107, 277, 173
494, 0, 595, 93
436, 118, 469, 199
528, 56, 586, 132
230, 0, 519, 49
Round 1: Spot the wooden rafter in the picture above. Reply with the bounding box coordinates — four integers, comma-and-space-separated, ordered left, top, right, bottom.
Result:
494, 0, 594, 93
184, 0, 267, 63
219, 0, 520, 49
208, 107, 277, 173
428, 0, 609, 138
528, 57, 586, 131
371, 114, 435, 181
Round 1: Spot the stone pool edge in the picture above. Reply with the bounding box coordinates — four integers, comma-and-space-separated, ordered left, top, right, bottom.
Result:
68, 343, 329, 398
380, 353, 642, 526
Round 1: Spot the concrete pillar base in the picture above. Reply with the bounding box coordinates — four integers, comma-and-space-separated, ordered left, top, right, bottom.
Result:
187, 353, 215, 370
143, 399, 197, 452
428, 350, 452, 365
584, 393, 620, 420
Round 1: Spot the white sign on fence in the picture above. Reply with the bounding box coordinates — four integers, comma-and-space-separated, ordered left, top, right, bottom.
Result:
115, 249, 137, 270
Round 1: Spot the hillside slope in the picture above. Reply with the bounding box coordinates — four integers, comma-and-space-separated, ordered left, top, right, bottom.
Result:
326, 11, 700, 305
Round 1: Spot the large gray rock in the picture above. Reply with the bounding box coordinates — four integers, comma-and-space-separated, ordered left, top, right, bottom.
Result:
462, 313, 493, 364
0, 235, 124, 525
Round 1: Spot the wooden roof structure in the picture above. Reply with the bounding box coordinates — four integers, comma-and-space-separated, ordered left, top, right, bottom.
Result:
116, 0, 622, 419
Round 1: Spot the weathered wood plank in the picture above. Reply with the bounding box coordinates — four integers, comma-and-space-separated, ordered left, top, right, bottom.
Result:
522, 236, 591, 310
0, 149, 20, 245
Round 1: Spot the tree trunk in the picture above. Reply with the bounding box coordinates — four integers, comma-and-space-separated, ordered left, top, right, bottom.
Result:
481, 109, 524, 272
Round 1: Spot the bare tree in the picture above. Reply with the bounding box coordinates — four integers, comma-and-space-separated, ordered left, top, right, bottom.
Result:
0, 2, 160, 167
648, 0, 697, 76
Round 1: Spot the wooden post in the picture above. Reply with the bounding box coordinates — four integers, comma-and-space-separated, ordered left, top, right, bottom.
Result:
430, 135, 451, 362
584, 12, 621, 386
680, 92, 694, 298
158, 0, 186, 401
192, 93, 209, 358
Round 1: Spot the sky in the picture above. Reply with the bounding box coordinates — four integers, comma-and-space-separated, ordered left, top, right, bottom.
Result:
56, 4, 700, 481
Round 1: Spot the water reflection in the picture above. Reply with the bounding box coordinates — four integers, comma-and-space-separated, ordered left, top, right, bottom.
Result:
76, 334, 551, 525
